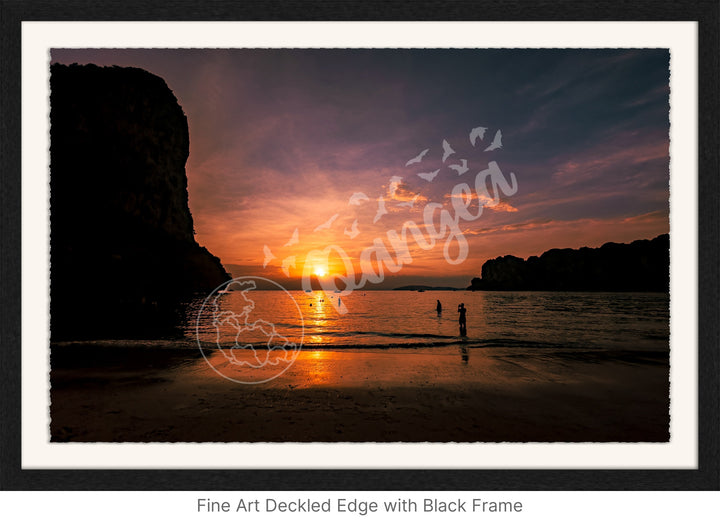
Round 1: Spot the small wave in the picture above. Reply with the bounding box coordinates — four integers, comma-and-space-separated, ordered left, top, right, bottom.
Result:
52, 339, 198, 350
54, 336, 605, 354
206, 337, 598, 352
306, 330, 459, 340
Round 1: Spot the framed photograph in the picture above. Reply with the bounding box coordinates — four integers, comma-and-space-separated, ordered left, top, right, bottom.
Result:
1, 1, 718, 490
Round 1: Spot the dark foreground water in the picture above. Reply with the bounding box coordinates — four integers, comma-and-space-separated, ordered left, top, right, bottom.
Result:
50, 290, 670, 442
54, 290, 669, 359
186, 289, 669, 355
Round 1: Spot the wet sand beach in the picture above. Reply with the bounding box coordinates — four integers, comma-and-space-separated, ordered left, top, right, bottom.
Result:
50, 344, 670, 443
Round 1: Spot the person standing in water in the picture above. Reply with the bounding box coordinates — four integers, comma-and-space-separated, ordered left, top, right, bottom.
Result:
436, 300, 442, 316
458, 303, 467, 335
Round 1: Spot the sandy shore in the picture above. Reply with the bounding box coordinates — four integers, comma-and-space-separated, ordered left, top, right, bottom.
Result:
50, 345, 670, 442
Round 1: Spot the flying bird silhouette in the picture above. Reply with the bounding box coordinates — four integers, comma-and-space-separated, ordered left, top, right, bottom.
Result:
373, 197, 388, 223
417, 169, 440, 182
448, 159, 469, 175
263, 245, 276, 268
348, 192, 370, 206
314, 213, 339, 232
281, 255, 296, 277
469, 126, 488, 146
442, 139, 455, 163
344, 219, 360, 239
405, 148, 429, 166
283, 228, 299, 247
484, 130, 503, 151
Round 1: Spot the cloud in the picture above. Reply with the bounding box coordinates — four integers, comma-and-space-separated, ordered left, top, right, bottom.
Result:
443, 190, 518, 212
388, 179, 427, 204
464, 210, 668, 240
551, 131, 669, 187
621, 209, 670, 227
51, 48, 670, 280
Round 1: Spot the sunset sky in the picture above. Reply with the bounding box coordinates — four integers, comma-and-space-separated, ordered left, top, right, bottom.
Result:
51, 48, 670, 289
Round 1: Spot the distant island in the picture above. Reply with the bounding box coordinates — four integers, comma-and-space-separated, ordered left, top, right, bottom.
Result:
393, 285, 461, 291
467, 234, 669, 292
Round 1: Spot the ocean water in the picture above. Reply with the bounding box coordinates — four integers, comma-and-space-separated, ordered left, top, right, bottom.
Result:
51, 289, 672, 441
184, 290, 669, 356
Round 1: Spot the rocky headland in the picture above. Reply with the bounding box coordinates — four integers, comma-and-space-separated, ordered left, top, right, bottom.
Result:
468, 234, 669, 292
50, 64, 230, 338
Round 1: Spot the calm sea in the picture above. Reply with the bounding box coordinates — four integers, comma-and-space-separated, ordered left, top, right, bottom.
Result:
183, 290, 669, 356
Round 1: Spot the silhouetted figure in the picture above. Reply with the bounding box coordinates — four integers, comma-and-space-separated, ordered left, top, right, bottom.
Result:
436, 300, 442, 316
458, 303, 467, 334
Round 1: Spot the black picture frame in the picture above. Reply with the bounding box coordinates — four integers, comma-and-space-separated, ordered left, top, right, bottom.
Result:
1, 0, 718, 491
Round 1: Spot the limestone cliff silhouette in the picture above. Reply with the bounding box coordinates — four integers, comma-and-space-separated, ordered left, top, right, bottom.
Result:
50, 63, 230, 338
468, 234, 669, 292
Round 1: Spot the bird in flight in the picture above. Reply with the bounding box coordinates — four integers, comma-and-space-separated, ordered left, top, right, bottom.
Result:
417, 169, 440, 182
283, 228, 299, 247
344, 219, 360, 239
314, 213, 339, 232
348, 192, 370, 206
374, 196, 388, 223
263, 245, 276, 268
405, 148, 429, 166
484, 130, 503, 151
448, 159, 469, 175
442, 140, 456, 163
281, 255, 296, 277
469, 126, 488, 146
